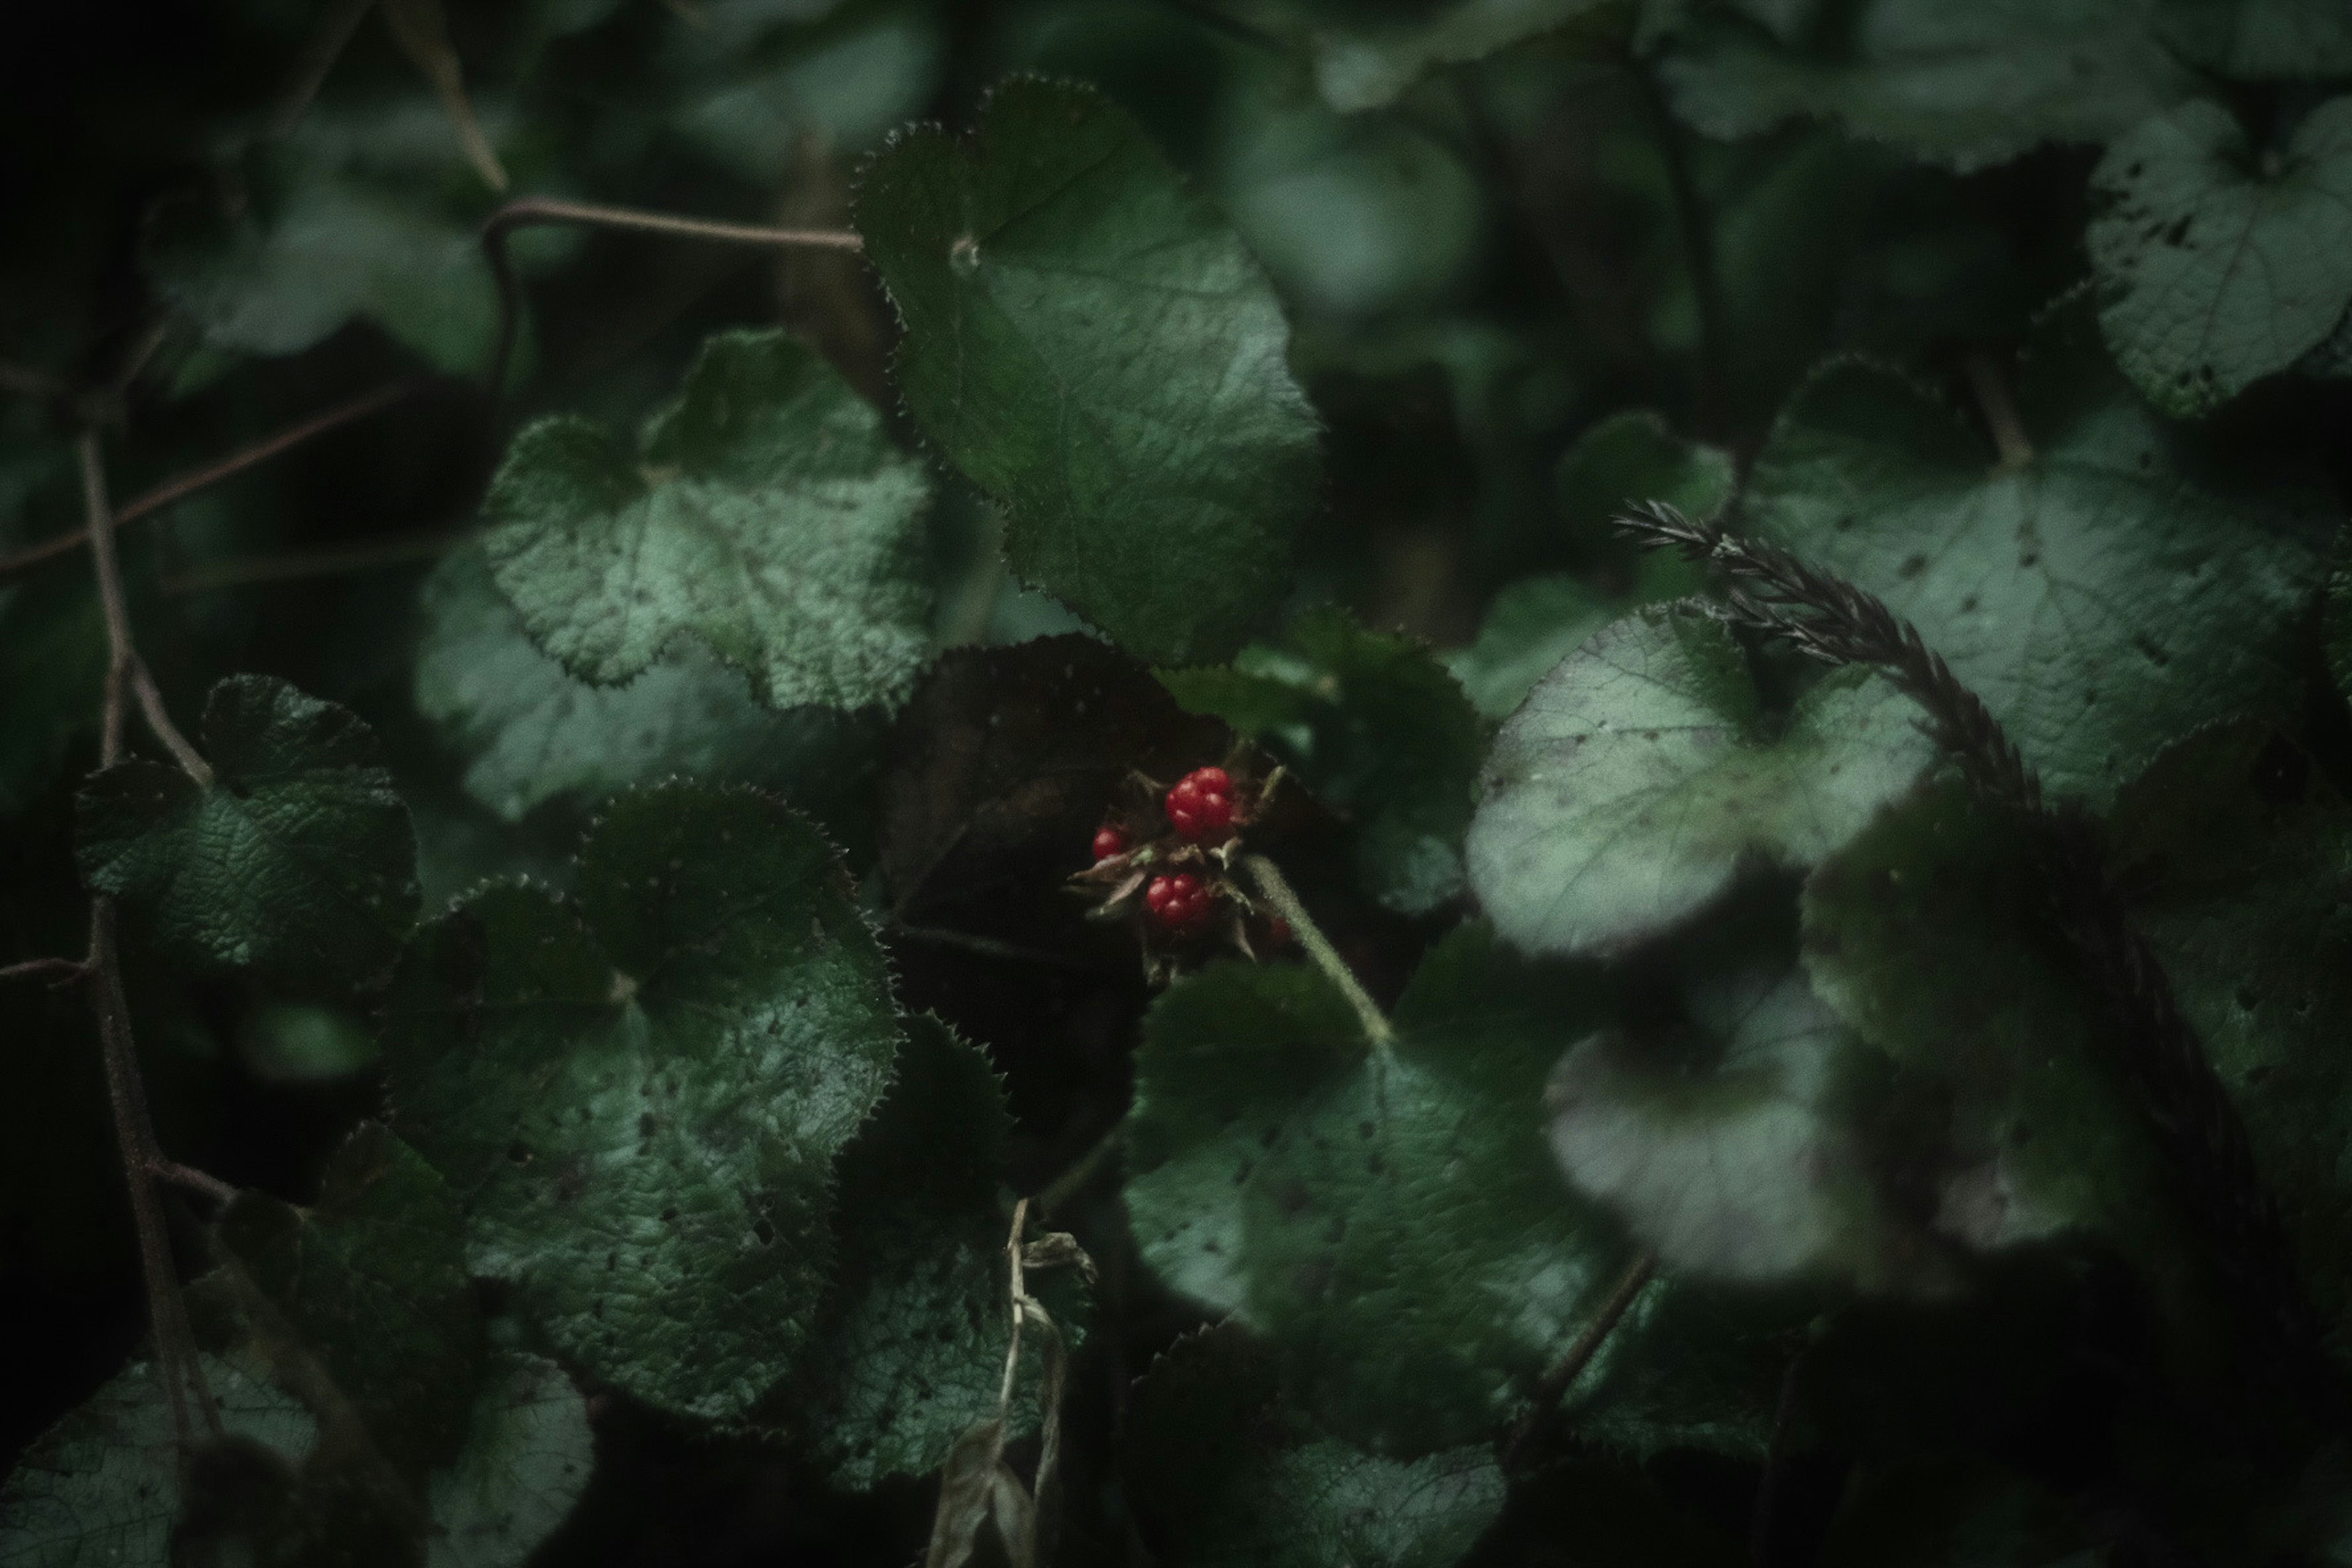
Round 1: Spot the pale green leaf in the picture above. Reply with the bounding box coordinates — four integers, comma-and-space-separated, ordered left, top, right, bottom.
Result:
1466, 606, 1936, 959
425, 1354, 592, 1568
380, 780, 902, 1421
858, 77, 1319, 666
1742, 341, 2328, 802
2090, 97, 2352, 416
75, 676, 420, 992
483, 328, 932, 712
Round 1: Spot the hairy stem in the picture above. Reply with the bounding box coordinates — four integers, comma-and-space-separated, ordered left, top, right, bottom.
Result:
80, 432, 221, 1446
0, 379, 426, 584
0, 956, 89, 984
480, 197, 862, 395
1502, 1250, 1657, 1469
1240, 854, 1395, 1052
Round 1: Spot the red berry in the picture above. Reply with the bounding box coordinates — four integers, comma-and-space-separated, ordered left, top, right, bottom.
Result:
1144, 872, 1216, 933
1164, 766, 1236, 841
1091, 825, 1127, 862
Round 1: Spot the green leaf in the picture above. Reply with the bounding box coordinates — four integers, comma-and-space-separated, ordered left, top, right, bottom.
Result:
416, 544, 880, 823
1447, 575, 1622, 723
424, 1354, 592, 1568
1741, 341, 2328, 802
857, 77, 1320, 666
1817, 1455, 2095, 1568
145, 99, 533, 377
75, 676, 420, 992
783, 1015, 1023, 1490
1126, 922, 1760, 1454
1161, 608, 1484, 914
217, 1121, 482, 1475
1553, 409, 1736, 548
1122, 1325, 1505, 1568
2106, 721, 2352, 1343
1800, 780, 2176, 1258
1215, 0, 1615, 112
1465, 606, 1936, 959
235, 1003, 380, 1085
1547, 963, 1934, 1291
666, 1, 946, 181
1658, 0, 2196, 173
2156, 0, 2352, 79
2329, 528, 2352, 701
481, 328, 933, 712
0, 1355, 315, 1568
380, 779, 902, 1422
2089, 98, 2352, 417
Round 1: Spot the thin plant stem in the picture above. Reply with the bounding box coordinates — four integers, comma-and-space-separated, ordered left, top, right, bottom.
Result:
1240, 854, 1395, 1051
997, 1198, 1033, 1412
272, 0, 377, 134
1032, 1124, 1122, 1219
129, 661, 213, 787
0, 956, 88, 984
0, 379, 426, 584
154, 1160, 239, 1207
1501, 1250, 1657, 1468
80, 432, 222, 1446
480, 197, 862, 394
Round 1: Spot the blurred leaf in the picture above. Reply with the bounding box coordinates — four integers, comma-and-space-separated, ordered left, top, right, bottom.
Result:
1122, 1325, 1504, 1567
1658, 0, 2196, 173
75, 675, 420, 992
2106, 721, 2352, 1343
1126, 922, 1765, 1455
666, 0, 946, 182
1447, 575, 1620, 721
145, 97, 538, 377
380, 780, 902, 1422
416, 544, 881, 823
1548, 964, 1938, 1290
1800, 780, 2176, 1261
2329, 527, 2352, 701
482, 328, 933, 712
1162, 608, 1484, 914
1553, 409, 1736, 542
236, 1002, 381, 1084
2089, 97, 2352, 417
858, 77, 1319, 666
2156, 0, 2352, 78
423, 1354, 592, 1568
1466, 606, 1936, 959
0, 1355, 316, 1567
1218, 0, 1618, 113
0, 567, 107, 815
1741, 330, 2328, 802
1817, 1454, 2095, 1568
218, 1121, 483, 1476
380, 0, 508, 192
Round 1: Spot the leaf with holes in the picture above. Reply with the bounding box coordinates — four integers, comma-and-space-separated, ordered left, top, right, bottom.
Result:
1123, 1325, 1505, 1568
2090, 97, 2352, 417
1742, 333, 2328, 803
380, 779, 901, 1422
482, 328, 933, 712
75, 676, 420, 993
217, 1121, 481, 1476
1465, 606, 1937, 959
858, 77, 1319, 666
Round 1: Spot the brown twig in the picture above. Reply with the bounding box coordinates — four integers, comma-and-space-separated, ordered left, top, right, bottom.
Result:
129, 661, 213, 786
0, 956, 89, 986
1618, 500, 2326, 1404
80, 432, 222, 1447
0, 357, 69, 402
1502, 1250, 1657, 1468
153, 1159, 239, 1207
480, 197, 862, 394
0, 379, 428, 584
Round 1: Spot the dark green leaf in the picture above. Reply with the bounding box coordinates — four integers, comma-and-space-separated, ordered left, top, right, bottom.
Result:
1553, 409, 1736, 547
381, 780, 902, 1421
858, 77, 1319, 666
0, 566, 106, 815
1161, 608, 1484, 914
1659, 0, 2196, 173
1123, 1325, 1504, 1568
1800, 780, 2177, 1261
218, 1122, 482, 1474
0, 1355, 315, 1567
424, 1354, 592, 1568
235, 1003, 380, 1085
2090, 97, 2352, 417
2157, 0, 2352, 79
1215, 0, 1615, 111
1742, 341, 2328, 802
416, 544, 879, 823
75, 676, 420, 992
2106, 721, 2352, 1343
666, 1, 946, 181
1817, 1455, 2094, 1568
481, 329, 933, 712
1466, 606, 1936, 959
1126, 922, 1760, 1454
2329, 527, 2352, 701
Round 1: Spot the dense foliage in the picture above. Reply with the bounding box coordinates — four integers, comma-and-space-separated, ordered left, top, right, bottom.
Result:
4, 1, 2351, 1563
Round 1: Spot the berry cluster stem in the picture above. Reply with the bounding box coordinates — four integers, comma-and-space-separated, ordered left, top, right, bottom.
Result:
1240, 854, 1393, 1053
